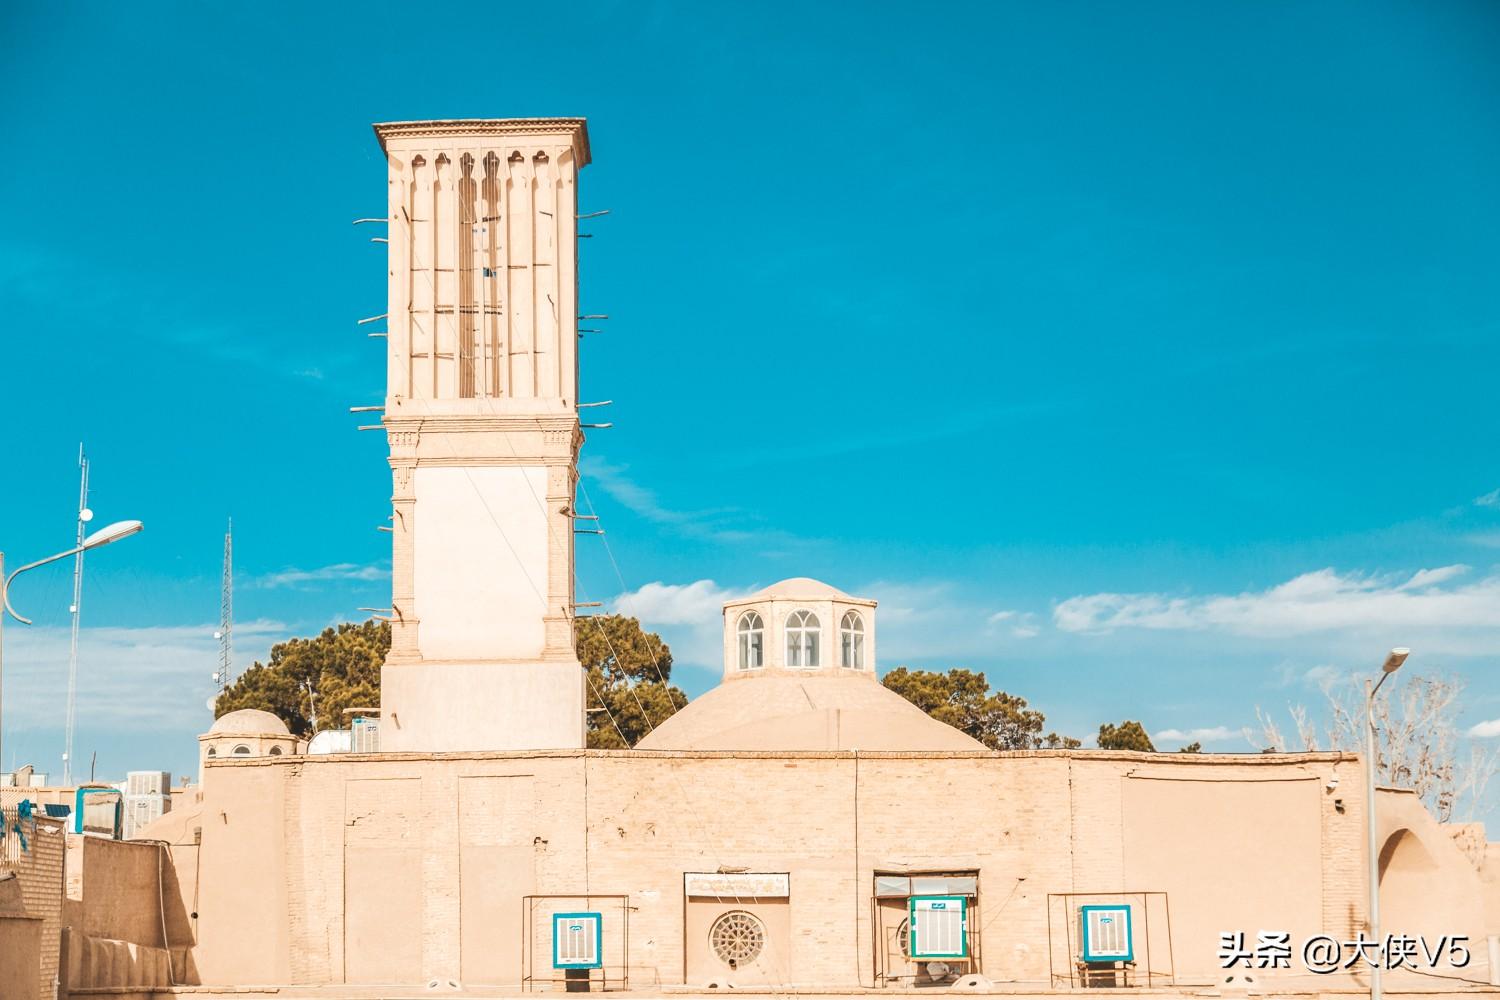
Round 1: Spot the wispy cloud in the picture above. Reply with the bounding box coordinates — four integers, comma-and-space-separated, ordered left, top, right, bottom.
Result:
612, 579, 750, 673
1475, 488, 1500, 508
580, 457, 795, 546
1468, 719, 1500, 739
986, 608, 1041, 638
1299, 664, 1344, 691
251, 562, 390, 589
1054, 565, 1500, 637
4, 620, 291, 732
1154, 725, 1242, 743
614, 579, 747, 625
861, 581, 1046, 661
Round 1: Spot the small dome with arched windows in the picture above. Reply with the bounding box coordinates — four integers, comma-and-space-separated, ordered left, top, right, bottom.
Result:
717, 577, 877, 677
199, 708, 300, 782
635, 577, 981, 752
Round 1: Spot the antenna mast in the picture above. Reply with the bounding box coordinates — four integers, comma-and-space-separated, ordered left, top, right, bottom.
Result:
213, 519, 234, 703
62, 444, 92, 787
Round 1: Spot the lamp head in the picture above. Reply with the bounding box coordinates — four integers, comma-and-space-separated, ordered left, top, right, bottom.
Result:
1382, 647, 1410, 673
82, 519, 143, 550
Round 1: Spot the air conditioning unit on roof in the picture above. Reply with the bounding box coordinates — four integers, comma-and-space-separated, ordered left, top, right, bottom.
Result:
1080, 904, 1133, 963
553, 912, 602, 970
909, 895, 968, 961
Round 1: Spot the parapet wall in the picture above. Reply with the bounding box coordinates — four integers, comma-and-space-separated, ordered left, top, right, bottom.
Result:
1, 813, 66, 998
190, 749, 1385, 990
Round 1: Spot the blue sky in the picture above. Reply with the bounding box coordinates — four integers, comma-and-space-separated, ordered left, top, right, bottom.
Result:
3, 1, 1499, 805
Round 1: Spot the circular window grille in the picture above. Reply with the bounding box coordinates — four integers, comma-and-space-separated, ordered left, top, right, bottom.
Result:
710, 910, 765, 967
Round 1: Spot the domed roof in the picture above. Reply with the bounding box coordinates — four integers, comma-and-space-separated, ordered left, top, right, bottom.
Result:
734, 577, 863, 603
635, 673, 982, 752
207, 708, 291, 736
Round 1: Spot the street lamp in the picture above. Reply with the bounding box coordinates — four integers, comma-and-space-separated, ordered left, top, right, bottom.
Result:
1366, 646, 1408, 1000
0, 519, 143, 784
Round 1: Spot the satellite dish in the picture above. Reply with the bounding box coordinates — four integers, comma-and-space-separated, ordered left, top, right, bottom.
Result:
206, 697, 219, 712
213, 631, 223, 640
79, 508, 94, 523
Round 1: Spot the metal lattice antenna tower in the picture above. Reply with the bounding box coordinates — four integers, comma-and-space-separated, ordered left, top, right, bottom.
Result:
214, 519, 234, 700
62, 444, 91, 787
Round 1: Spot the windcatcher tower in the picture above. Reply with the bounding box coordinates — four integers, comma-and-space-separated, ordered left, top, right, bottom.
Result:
374, 119, 590, 751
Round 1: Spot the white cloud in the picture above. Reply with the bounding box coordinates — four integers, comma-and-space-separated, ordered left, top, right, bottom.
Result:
3, 619, 291, 733
614, 579, 746, 625
1397, 565, 1471, 590
988, 609, 1042, 639
1300, 664, 1344, 692
579, 458, 790, 546
251, 562, 389, 589
611, 580, 750, 673
1475, 488, 1500, 508
1467, 719, 1500, 739
1154, 725, 1241, 743
1054, 565, 1500, 637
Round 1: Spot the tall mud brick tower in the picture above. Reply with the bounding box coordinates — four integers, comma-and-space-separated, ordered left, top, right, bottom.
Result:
373, 119, 591, 751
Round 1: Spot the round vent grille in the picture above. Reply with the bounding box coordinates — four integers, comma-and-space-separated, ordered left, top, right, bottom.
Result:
710, 910, 765, 967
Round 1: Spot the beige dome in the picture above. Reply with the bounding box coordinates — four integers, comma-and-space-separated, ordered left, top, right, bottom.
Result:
734, 577, 859, 604
636, 672, 982, 752
208, 708, 291, 736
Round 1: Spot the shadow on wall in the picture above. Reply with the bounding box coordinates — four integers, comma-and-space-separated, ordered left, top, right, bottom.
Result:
62, 835, 200, 991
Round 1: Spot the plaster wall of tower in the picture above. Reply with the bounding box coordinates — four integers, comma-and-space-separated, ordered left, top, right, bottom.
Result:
374, 119, 590, 752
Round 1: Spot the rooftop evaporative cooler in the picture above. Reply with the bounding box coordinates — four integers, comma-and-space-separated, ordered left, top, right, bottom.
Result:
553, 912, 603, 970
908, 895, 968, 960
1079, 904, 1133, 963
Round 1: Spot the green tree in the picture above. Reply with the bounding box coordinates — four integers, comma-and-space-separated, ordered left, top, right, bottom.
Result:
217, 615, 685, 747
881, 666, 1078, 750
576, 614, 686, 748
1177, 741, 1202, 753
216, 620, 388, 737
1097, 720, 1155, 752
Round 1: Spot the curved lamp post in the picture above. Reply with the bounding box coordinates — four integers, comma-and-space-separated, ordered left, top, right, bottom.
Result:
0, 519, 143, 782
1366, 646, 1408, 1000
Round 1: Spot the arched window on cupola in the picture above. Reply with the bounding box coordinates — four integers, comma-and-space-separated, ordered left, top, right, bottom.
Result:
786, 610, 820, 667
840, 611, 865, 668
737, 611, 764, 670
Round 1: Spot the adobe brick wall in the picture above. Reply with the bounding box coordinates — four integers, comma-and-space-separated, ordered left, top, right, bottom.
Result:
193, 749, 1374, 989
3, 814, 67, 998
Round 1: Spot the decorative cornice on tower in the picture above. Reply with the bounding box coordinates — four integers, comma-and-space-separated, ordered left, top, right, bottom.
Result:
372, 118, 591, 166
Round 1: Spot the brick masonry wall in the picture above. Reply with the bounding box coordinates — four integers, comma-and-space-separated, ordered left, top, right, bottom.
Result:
4, 814, 66, 998
194, 749, 1374, 989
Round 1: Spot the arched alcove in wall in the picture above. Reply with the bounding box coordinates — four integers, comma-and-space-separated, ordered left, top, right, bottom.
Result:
1378, 828, 1445, 946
